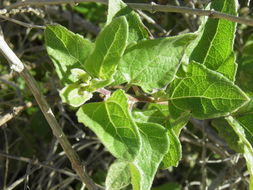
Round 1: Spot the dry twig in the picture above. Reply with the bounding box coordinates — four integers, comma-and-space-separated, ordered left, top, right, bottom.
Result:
0, 29, 99, 190
4, 0, 253, 27
0, 102, 32, 127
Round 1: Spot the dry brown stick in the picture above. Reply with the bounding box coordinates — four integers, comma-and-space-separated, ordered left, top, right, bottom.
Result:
4, 0, 253, 27
0, 102, 32, 127
0, 31, 98, 190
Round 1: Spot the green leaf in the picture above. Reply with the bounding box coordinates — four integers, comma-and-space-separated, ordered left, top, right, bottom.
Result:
107, 0, 148, 44
111, 70, 128, 86
225, 116, 253, 186
59, 68, 114, 107
235, 114, 253, 146
45, 25, 93, 85
132, 104, 169, 127
190, 0, 238, 81
85, 78, 113, 92
84, 16, 128, 80
107, 0, 125, 24
106, 160, 131, 190
161, 129, 181, 168
132, 103, 186, 168
241, 33, 253, 57
237, 99, 253, 115
168, 62, 249, 119
60, 83, 93, 107
168, 102, 190, 137
119, 33, 197, 92
77, 90, 140, 161
70, 68, 91, 83
130, 122, 170, 190
237, 61, 253, 94
161, 103, 190, 168
237, 34, 253, 94
212, 118, 244, 153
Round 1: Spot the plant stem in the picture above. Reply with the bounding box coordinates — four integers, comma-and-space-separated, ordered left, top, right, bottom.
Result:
0, 32, 99, 190
4, 0, 253, 27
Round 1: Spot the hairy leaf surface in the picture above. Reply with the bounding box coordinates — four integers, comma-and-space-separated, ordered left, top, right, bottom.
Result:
119, 33, 196, 92
226, 116, 253, 187
77, 90, 140, 160
106, 160, 131, 190
212, 118, 243, 152
237, 34, 253, 94
133, 103, 186, 168
84, 16, 128, 80
130, 122, 169, 190
161, 129, 181, 168
60, 83, 92, 107
190, 0, 238, 81
107, 0, 148, 44
168, 62, 249, 119
45, 25, 93, 84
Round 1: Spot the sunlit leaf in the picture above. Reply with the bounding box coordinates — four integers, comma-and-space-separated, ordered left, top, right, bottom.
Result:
84, 16, 128, 80
119, 33, 196, 92
168, 62, 249, 119
45, 25, 93, 84
190, 0, 238, 81
77, 90, 141, 160
130, 122, 169, 190
226, 116, 253, 189
106, 160, 131, 190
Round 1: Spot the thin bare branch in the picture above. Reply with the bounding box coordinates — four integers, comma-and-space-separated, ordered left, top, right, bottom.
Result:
4, 0, 253, 27
0, 32, 99, 190
127, 3, 253, 26
0, 152, 78, 178
0, 102, 32, 127
5, 0, 107, 11
0, 14, 45, 29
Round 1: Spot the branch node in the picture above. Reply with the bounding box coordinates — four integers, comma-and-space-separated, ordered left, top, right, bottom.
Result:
150, 2, 157, 13
209, 9, 215, 18
10, 63, 24, 73
0, 9, 7, 15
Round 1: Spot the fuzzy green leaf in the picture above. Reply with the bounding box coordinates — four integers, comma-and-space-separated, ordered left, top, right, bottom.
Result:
190, 0, 238, 81
60, 83, 92, 107
119, 33, 197, 92
84, 16, 128, 80
212, 118, 244, 153
132, 104, 169, 127
45, 25, 93, 85
77, 90, 140, 161
168, 62, 249, 119
132, 104, 185, 168
130, 122, 170, 190
107, 0, 148, 44
161, 129, 181, 168
107, 0, 125, 24
237, 34, 253, 94
226, 116, 253, 185
106, 160, 131, 190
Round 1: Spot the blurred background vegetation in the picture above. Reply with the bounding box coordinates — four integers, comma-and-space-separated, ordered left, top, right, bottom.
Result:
0, 0, 253, 189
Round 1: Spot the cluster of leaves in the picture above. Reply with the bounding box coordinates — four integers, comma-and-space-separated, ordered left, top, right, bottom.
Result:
44, 0, 253, 189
